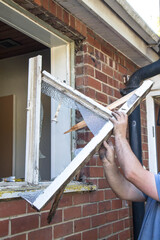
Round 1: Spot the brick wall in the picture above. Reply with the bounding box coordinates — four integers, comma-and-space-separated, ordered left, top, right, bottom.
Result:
0, 0, 149, 239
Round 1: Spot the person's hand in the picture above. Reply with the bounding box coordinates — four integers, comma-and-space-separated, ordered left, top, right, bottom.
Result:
110, 111, 128, 139
99, 140, 114, 167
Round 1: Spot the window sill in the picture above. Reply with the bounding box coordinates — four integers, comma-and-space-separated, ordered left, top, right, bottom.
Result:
0, 181, 97, 200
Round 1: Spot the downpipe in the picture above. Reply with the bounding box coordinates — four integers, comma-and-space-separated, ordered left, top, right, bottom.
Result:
120, 58, 160, 240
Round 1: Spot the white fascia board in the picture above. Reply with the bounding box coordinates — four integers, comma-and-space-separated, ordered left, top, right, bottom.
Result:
104, 0, 159, 46
0, 0, 70, 48
149, 75, 160, 90
79, 0, 159, 64
56, 0, 159, 65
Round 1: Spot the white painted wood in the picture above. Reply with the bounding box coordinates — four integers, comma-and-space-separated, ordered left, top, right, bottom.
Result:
0, 0, 68, 47
42, 71, 112, 120
51, 45, 71, 178
146, 90, 160, 173
31, 80, 153, 210
12, 95, 16, 176
25, 56, 42, 184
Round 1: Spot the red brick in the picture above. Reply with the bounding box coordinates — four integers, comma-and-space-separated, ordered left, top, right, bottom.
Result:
96, 91, 107, 103
86, 76, 101, 91
49, 0, 56, 16
84, 65, 94, 77
73, 192, 90, 205
98, 178, 110, 189
0, 220, 9, 237
95, 49, 105, 62
84, 55, 101, 70
114, 89, 121, 99
90, 190, 104, 203
76, 77, 84, 88
124, 218, 130, 228
106, 211, 119, 223
95, 70, 107, 83
84, 87, 96, 99
0, 200, 26, 218
5, 234, 26, 240
57, 4, 63, 21
89, 166, 104, 178
70, 15, 75, 29
112, 199, 122, 210
76, 55, 83, 64
42, 0, 49, 10
87, 34, 95, 46
63, 10, 69, 25
118, 64, 127, 75
74, 218, 90, 232
107, 234, 118, 240
65, 233, 81, 240
54, 222, 73, 238
81, 24, 87, 37
28, 227, 52, 240
83, 203, 97, 217
58, 194, 72, 208
76, 66, 84, 75
82, 228, 98, 240
34, 0, 42, 6
102, 84, 113, 96
75, 18, 82, 34
87, 44, 94, 55
119, 208, 129, 219
109, 58, 113, 67
101, 44, 113, 58
86, 155, 97, 166
113, 220, 124, 233
98, 201, 111, 213
99, 224, 112, 238
102, 64, 113, 77
119, 229, 131, 240
41, 209, 62, 226
92, 213, 106, 227
11, 214, 39, 234
108, 76, 114, 86
105, 189, 117, 200
90, 190, 104, 202
64, 206, 81, 221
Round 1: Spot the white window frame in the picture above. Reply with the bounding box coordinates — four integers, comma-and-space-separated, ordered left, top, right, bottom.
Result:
0, 1, 74, 186
146, 89, 160, 173
50, 45, 72, 179
22, 78, 152, 210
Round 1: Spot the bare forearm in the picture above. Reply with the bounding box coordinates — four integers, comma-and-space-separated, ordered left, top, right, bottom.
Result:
115, 136, 143, 181
103, 161, 144, 201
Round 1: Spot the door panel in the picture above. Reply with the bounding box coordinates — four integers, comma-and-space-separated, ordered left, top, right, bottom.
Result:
0, 95, 14, 177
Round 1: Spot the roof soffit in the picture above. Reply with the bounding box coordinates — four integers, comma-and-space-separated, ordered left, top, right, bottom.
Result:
55, 0, 160, 66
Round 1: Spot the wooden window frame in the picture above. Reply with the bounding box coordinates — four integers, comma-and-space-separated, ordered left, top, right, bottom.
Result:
23, 55, 153, 209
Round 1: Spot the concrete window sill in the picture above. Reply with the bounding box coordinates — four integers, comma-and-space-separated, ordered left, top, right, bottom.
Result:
0, 181, 97, 200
